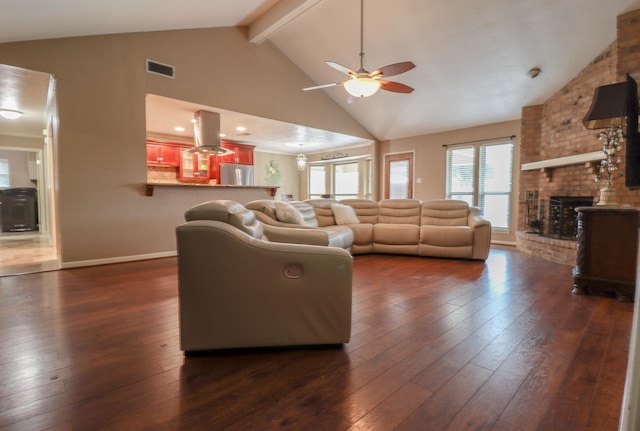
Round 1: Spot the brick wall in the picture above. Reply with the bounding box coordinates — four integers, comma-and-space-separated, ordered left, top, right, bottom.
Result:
517, 8, 640, 262
618, 8, 640, 81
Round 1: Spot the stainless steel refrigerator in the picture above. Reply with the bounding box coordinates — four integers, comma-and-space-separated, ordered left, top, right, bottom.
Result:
219, 163, 254, 186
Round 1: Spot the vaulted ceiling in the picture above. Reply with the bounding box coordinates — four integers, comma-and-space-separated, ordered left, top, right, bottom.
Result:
2, 0, 640, 151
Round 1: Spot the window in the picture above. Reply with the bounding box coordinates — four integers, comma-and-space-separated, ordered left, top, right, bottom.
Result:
306, 157, 371, 200
308, 165, 327, 199
479, 144, 513, 230
333, 162, 359, 200
445, 147, 475, 206
446, 142, 513, 230
0, 159, 9, 188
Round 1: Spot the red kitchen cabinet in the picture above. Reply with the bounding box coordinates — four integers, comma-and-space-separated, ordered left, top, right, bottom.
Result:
146, 141, 190, 167
218, 142, 254, 165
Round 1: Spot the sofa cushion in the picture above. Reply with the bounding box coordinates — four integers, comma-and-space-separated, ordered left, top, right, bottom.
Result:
289, 202, 320, 227
274, 201, 305, 225
377, 199, 421, 224
245, 199, 278, 221
374, 223, 420, 245
349, 223, 373, 247
331, 203, 359, 225
420, 225, 473, 247
421, 199, 469, 226
305, 199, 338, 227
340, 199, 379, 224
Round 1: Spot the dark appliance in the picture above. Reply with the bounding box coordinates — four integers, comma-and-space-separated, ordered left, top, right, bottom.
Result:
0, 187, 38, 232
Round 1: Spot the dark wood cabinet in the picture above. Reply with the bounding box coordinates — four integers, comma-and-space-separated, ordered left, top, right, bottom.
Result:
572, 207, 639, 302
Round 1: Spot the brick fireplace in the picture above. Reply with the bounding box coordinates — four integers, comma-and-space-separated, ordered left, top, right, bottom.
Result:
516, 8, 640, 265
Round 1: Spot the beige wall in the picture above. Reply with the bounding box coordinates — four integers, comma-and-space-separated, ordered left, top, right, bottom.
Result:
0, 27, 374, 265
380, 120, 521, 244
0, 149, 35, 188
0, 135, 43, 150
253, 151, 299, 201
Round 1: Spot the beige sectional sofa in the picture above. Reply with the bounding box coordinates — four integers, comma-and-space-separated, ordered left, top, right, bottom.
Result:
248, 198, 492, 260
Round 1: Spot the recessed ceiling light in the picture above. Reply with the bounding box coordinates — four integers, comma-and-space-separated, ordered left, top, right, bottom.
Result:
219, 133, 227, 138
236, 126, 246, 132
0, 109, 23, 120
174, 126, 185, 132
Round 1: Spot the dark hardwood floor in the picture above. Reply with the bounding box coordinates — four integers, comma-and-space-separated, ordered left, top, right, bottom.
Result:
0, 246, 634, 430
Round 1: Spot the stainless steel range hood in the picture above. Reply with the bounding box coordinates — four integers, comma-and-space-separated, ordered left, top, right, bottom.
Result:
188, 110, 234, 155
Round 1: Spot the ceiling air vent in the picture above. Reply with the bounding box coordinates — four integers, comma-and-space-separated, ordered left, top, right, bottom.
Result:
146, 60, 175, 78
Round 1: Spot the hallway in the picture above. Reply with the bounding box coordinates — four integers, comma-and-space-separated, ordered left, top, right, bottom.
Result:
0, 231, 57, 276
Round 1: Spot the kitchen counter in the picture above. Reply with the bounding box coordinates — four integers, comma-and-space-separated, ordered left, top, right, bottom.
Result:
145, 182, 278, 197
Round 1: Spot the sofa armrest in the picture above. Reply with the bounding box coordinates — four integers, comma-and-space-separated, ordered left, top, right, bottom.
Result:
262, 223, 353, 249
468, 206, 490, 229
468, 206, 491, 259
263, 224, 333, 246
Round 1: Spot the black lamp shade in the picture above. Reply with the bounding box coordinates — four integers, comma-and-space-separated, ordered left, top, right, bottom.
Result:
583, 82, 629, 129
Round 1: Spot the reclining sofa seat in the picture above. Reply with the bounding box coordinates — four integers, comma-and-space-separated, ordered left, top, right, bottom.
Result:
309, 198, 378, 255
373, 199, 421, 255
176, 200, 353, 353
419, 199, 491, 260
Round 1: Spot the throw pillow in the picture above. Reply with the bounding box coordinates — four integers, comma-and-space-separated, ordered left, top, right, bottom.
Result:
274, 201, 305, 225
331, 203, 359, 225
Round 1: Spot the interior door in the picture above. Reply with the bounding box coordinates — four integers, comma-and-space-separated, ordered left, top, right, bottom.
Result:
384, 152, 414, 199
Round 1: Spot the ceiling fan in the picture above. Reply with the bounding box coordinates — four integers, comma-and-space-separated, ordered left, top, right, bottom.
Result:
303, 0, 415, 100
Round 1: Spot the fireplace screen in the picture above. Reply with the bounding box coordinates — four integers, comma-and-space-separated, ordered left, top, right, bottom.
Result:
546, 196, 593, 239
525, 191, 593, 239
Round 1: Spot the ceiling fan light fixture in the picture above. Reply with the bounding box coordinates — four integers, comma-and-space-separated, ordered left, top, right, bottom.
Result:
0, 109, 23, 120
344, 77, 381, 98
302, 0, 414, 97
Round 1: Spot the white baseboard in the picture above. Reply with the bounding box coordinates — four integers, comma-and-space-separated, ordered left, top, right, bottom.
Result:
61, 251, 177, 269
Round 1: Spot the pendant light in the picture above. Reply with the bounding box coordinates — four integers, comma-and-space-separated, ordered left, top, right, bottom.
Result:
296, 153, 307, 171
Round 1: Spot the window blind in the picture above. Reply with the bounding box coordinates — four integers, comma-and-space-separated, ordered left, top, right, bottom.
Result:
479, 143, 513, 229
446, 146, 475, 206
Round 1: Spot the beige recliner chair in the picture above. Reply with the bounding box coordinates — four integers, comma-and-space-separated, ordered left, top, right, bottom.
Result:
176, 200, 353, 353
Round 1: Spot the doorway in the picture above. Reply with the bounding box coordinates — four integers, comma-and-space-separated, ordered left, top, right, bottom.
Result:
0, 64, 59, 276
384, 152, 414, 199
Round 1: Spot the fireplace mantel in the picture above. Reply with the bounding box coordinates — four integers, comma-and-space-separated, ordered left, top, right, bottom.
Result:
521, 151, 602, 171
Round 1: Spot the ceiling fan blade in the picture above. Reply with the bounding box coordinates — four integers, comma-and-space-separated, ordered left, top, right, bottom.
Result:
379, 80, 414, 94
303, 82, 342, 91
371, 61, 416, 78
326, 61, 357, 77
